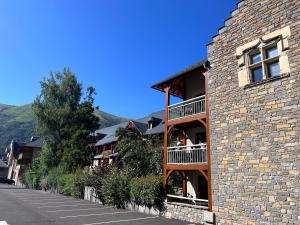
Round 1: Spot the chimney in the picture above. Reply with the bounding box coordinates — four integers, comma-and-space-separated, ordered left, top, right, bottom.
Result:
30, 136, 38, 142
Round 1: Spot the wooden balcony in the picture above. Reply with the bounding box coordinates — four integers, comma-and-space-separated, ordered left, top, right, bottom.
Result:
167, 144, 207, 165
168, 95, 205, 121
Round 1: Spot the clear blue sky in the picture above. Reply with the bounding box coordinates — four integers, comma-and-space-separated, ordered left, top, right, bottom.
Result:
0, 0, 237, 119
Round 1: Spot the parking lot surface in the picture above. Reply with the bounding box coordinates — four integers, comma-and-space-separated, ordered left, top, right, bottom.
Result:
0, 184, 198, 225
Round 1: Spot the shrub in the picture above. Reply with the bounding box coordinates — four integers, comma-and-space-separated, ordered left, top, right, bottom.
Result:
22, 159, 43, 189
101, 168, 130, 208
130, 175, 164, 210
56, 169, 86, 198
47, 167, 65, 191
85, 165, 112, 203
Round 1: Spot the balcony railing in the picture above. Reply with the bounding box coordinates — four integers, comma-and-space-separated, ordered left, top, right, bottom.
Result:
167, 144, 207, 165
168, 95, 205, 121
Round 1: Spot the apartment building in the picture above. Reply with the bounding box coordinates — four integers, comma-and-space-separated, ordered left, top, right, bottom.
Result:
153, 0, 299, 224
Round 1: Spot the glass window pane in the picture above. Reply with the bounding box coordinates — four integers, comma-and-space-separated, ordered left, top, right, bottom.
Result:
251, 67, 263, 82
268, 61, 280, 77
266, 47, 278, 58
250, 53, 261, 64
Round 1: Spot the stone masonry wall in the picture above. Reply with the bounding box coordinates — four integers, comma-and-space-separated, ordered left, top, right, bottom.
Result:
164, 202, 207, 224
208, 0, 299, 224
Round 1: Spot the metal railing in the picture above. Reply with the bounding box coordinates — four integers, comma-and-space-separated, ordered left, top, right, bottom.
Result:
167, 194, 208, 208
167, 144, 207, 164
168, 95, 205, 121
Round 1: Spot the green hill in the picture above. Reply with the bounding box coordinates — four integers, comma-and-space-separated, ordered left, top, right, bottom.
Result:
0, 104, 127, 157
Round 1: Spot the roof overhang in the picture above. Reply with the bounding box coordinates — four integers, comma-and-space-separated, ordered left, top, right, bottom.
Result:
151, 59, 210, 98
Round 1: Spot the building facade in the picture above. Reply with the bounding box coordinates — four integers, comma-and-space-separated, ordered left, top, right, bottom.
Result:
6, 137, 43, 185
152, 61, 213, 222
92, 111, 164, 168
153, 0, 299, 224
207, 0, 299, 224
0, 159, 8, 177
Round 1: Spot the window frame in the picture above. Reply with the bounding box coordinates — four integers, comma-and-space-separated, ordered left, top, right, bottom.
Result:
247, 39, 280, 83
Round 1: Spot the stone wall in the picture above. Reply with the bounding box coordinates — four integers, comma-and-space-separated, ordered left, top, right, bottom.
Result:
84, 186, 214, 223
84, 186, 160, 216
207, 0, 300, 224
164, 202, 213, 224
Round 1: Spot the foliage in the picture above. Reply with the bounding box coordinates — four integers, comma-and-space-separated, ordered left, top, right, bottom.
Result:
32, 69, 99, 172
22, 157, 44, 189
0, 103, 126, 158
115, 128, 163, 177
56, 169, 86, 198
130, 175, 164, 210
101, 168, 130, 208
46, 166, 66, 191
85, 164, 112, 203
0, 104, 34, 158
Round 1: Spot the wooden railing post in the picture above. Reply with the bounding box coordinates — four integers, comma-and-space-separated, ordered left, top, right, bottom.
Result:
163, 86, 170, 191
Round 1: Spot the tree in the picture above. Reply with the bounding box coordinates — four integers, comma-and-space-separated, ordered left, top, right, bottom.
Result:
32, 68, 99, 172
114, 128, 163, 177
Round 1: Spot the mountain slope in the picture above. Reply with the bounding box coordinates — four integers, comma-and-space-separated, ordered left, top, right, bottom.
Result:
0, 104, 127, 156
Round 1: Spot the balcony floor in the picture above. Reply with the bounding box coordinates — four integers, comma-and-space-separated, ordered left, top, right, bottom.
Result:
168, 113, 206, 126
166, 164, 208, 171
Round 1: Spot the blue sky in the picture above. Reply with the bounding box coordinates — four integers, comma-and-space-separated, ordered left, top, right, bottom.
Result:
0, 0, 237, 119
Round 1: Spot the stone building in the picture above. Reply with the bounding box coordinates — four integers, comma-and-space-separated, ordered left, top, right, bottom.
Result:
152, 0, 299, 224
207, 0, 299, 224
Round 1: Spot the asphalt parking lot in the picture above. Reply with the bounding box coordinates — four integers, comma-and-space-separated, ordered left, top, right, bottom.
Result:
0, 184, 198, 225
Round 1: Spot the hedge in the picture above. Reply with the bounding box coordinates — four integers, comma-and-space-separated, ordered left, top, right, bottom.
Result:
130, 175, 164, 210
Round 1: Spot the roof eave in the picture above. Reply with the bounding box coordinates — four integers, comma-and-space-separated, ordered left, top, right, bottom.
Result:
151, 59, 209, 95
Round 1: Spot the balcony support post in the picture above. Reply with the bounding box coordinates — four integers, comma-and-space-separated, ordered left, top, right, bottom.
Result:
179, 171, 187, 197
163, 86, 171, 191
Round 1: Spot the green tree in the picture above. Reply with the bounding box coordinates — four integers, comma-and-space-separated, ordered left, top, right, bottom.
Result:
114, 128, 163, 177
32, 68, 99, 172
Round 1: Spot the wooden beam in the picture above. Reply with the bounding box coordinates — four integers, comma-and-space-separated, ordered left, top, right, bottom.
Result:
167, 125, 174, 135
163, 86, 171, 191
166, 169, 175, 179
168, 113, 206, 126
166, 164, 208, 171
179, 171, 187, 197
197, 118, 207, 129
198, 169, 208, 182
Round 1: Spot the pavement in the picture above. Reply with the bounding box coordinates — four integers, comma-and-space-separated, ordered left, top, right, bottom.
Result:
0, 184, 197, 225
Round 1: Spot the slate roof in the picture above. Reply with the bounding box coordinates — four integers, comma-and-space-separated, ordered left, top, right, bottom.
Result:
145, 123, 164, 135
0, 159, 8, 168
95, 122, 129, 146
24, 138, 43, 148
151, 59, 209, 94
95, 110, 165, 147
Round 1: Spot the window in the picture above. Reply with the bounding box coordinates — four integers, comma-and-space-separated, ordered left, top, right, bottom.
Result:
148, 121, 153, 129
248, 41, 280, 83
236, 26, 291, 88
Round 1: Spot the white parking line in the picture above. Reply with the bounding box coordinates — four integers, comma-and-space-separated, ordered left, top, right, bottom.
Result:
47, 207, 112, 213
38, 203, 95, 208
82, 216, 159, 225
23, 198, 70, 202
30, 200, 83, 205
0, 221, 9, 225
60, 211, 134, 219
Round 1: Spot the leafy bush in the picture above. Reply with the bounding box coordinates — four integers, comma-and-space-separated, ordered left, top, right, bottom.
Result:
130, 175, 164, 210
55, 169, 86, 198
101, 168, 130, 208
86, 165, 112, 203
47, 167, 65, 191
22, 158, 43, 189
